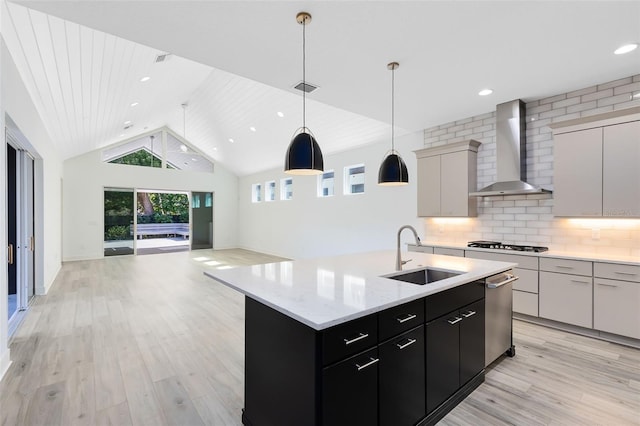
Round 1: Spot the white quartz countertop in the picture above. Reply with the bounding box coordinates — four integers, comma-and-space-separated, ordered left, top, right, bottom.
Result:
410, 243, 640, 266
205, 250, 515, 330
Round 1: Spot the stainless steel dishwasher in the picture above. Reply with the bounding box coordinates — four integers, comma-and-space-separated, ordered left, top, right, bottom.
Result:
485, 270, 519, 367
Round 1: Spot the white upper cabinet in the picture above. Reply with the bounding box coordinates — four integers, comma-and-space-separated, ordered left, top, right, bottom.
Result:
414, 140, 480, 217
552, 107, 640, 218
602, 121, 640, 217
553, 127, 603, 216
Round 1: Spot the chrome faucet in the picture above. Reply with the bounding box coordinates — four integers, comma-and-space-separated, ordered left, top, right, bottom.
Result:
396, 225, 422, 271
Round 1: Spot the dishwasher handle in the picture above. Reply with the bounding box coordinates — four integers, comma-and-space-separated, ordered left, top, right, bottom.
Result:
487, 273, 519, 289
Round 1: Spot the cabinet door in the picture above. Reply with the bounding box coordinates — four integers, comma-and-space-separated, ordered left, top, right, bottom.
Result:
426, 312, 460, 413
539, 271, 593, 328
603, 121, 640, 217
553, 128, 603, 216
379, 326, 426, 426
459, 299, 485, 385
418, 156, 441, 216
594, 278, 640, 339
441, 151, 474, 216
322, 348, 378, 426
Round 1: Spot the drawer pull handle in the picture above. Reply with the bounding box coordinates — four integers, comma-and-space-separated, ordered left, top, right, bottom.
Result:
614, 271, 637, 276
447, 317, 462, 325
461, 310, 476, 318
570, 280, 590, 284
355, 357, 379, 371
344, 333, 369, 346
396, 313, 417, 323
556, 265, 574, 269
597, 283, 618, 288
396, 338, 417, 350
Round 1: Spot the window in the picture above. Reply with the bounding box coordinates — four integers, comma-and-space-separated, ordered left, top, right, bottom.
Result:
281, 178, 293, 200
318, 170, 335, 197
252, 183, 262, 203
266, 181, 276, 202
344, 164, 365, 194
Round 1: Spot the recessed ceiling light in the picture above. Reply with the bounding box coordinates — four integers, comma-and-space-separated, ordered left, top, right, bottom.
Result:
614, 43, 638, 55
119, 134, 125, 137
478, 89, 493, 96
140, 76, 151, 82
277, 111, 284, 118
180, 144, 188, 152
124, 120, 132, 125
250, 126, 256, 132
213, 147, 218, 151
192, 158, 198, 161
130, 102, 139, 107
228, 138, 235, 143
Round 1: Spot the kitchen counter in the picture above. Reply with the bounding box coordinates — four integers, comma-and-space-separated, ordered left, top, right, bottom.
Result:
409, 243, 640, 266
205, 250, 515, 330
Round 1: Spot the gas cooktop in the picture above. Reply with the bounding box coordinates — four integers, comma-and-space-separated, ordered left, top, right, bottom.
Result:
467, 241, 549, 253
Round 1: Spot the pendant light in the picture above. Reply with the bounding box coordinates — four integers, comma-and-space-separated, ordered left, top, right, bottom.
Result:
378, 62, 408, 186
284, 12, 324, 175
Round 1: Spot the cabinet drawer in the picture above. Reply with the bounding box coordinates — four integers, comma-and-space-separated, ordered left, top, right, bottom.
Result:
540, 257, 592, 276
434, 247, 465, 257
539, 271, 593, 328
425, 281, 484, 322
594, 278, 640, 339
513, 290, 538, 317
323, 314, 378, 366
465, 250, 538, 270
594, 262, 640, 283
512, 268, 538, 293
379, 298, 425, 342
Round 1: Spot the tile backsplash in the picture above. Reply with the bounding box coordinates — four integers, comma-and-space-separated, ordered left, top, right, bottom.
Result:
422, 75, 640, 258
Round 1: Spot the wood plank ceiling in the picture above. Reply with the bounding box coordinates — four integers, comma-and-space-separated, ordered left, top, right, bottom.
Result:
2, 2, 396, 176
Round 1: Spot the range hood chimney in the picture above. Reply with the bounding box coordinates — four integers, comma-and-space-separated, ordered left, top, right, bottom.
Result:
470, 99, 551, 197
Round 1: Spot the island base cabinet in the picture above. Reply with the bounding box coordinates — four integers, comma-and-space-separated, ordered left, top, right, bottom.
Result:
426, 312, 460, 412
379, 326, 426, 426
459, 299, 485, 386
322, 348, 379, 426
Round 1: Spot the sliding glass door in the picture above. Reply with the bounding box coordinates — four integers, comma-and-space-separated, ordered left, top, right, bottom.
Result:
103, 189, 135, 256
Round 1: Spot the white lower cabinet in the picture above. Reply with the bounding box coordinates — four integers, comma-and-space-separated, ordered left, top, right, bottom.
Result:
512, 291, 538, 317
539, 271, 593, 328
594, 278, 640, 339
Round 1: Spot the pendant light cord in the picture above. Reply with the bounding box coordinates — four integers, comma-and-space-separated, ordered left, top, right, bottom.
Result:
302, 19, 306, 131
391, 65, 395, 152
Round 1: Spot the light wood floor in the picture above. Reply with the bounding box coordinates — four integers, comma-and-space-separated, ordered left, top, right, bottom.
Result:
1, 249, 638, 426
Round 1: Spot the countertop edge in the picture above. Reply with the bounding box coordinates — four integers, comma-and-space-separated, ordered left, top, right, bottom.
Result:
409, 243, 639, 266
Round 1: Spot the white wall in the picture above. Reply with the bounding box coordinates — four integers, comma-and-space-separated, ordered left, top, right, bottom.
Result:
238, 132, 424, 259
1, 36, 64, 378
63, 150, 238, 261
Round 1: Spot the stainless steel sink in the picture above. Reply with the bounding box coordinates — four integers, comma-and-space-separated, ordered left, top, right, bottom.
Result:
384, 268, 462, 285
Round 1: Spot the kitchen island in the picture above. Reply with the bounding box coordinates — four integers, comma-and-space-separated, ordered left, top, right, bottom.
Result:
206, 250, 516, 426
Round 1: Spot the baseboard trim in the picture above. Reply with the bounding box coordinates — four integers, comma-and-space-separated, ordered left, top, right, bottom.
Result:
514, 314, 640, 349
0, 347, 11, 382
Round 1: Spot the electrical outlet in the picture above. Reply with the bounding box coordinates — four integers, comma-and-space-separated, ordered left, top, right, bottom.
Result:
592, 228, 600, 240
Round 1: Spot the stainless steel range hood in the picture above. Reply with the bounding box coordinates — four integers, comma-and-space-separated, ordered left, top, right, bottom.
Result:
470, 99, 551, 197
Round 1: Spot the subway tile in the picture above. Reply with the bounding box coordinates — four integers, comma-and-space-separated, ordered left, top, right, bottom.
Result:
493, 200, 515, 208
614, 99, 640, 110
597, 93, 635, 107
581, 88, 613, 102
581, 105, 614, 117
503, 207, 527, 214
539, 93, 567, 105
613, 81, 640, 95
567, 100, 597, 114
566, 85, 597, 98
597, 76, 633, 90
552, 96, 581, 109
493, 214, 515, 221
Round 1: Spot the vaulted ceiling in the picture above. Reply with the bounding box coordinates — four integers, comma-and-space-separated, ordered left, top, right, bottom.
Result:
5, 1, 640, 176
